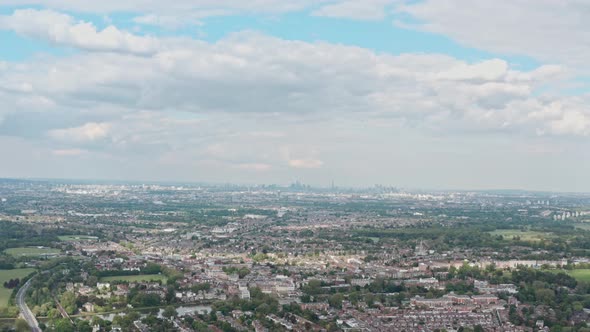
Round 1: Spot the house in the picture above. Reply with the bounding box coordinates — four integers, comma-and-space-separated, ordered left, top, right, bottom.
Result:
97, 282, 111, 291
83, 302, 95, 312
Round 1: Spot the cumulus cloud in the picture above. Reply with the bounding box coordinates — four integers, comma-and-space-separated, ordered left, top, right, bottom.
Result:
0, 9, 163, 54
435, 59, 509, 82
0, 31, 586, 140
528, 100, 590, 137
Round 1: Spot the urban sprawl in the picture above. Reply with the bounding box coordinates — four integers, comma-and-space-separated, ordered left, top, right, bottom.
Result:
0, 179, 590, 332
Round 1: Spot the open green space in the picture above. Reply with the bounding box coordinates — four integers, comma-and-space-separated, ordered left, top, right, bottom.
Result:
574, 223, 590, 231
368, 237, 380, 244
544, 269, 590, 282
99, 274, 168, 283
489, 229, 553, 242
0, 268, 35, 308
4, 247, 60, 258
58, 235, 98, 242
564, 269, 590, 282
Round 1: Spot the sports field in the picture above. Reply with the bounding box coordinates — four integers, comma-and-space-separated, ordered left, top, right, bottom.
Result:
99, 274, 168, 283
0, 268, 35, 308
4, 247, 60, 258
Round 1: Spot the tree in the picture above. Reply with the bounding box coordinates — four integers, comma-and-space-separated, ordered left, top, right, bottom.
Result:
535, 288, 555, 305
192, 320, 209, 332
303, 280, 322, 296
328, 294, 344, 309
76, 320, 93, 332
60, 291, 77, 315
14, 319, 29, 332
162, 306, 177, 319
54, 319, 75, 332
255, 303, 271, 316
238, 267, 250, 279
86, 276, 98, 287
3, 278, 20, 289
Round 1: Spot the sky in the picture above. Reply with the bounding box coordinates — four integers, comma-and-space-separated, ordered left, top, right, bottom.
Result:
0, 0, 589, 191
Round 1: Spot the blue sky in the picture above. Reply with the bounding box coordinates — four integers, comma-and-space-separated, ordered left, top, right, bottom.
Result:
0, 0, 588, 191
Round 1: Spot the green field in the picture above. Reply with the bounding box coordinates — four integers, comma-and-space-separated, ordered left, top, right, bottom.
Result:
489, 229, 553, 242
545, 269, 590, 282
574, 223, 590, 231
58, 235, 98, 241
0, 269, 35, 308
99, 274, 167, 283
564, 269, 590, 282
4, 247, 61, 258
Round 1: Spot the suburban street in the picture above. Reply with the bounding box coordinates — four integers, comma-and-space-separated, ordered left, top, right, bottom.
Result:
16, 278, 41, 332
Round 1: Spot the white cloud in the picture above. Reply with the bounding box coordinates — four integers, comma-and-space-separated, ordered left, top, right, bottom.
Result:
312, 0, 394, 20
132, 11, 221, 29
528, 100, 590, 137
0, 31, 586, 141
1, 0, 588, 71
0, 0, 330, 17
0, 1, 409, 24
0, 9, 163, 54
235, 163, 273, 171
549, 111, 590, 137
398, 0, 590, 68
289, 159, 324, 169
52, 148, 87, 156
435, 59, 509, 82
48, 122, 111, 142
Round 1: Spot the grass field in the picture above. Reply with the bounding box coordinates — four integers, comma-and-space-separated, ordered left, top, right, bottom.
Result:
58, 235, 98, 241
564, 269, 590, 282
544, 269, 590, 282
574, 223, 590, 231
99, 274, 168, 283
489, 229, 553, 242
0, 269, 35, 308
4, 247, 61, 258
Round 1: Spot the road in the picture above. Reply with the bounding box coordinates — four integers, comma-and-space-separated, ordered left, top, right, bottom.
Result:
16, 278, 41, 332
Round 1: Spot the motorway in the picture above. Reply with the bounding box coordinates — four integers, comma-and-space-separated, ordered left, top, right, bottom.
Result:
16, 278, 41, 332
